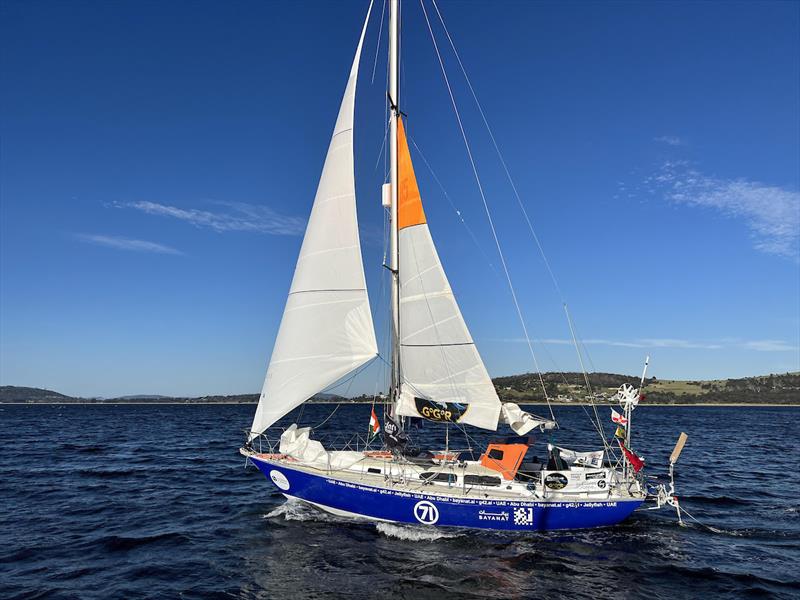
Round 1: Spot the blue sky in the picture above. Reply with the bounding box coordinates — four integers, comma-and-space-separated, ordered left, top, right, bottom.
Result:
1, 0, 798, 398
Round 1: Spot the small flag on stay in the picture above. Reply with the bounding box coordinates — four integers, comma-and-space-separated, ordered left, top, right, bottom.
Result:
614, 425, 626, 439
611, 409, 628, 426
369, 408, 381, 438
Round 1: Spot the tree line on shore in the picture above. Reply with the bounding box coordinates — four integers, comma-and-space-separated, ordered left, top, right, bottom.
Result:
3, 371, 797, 404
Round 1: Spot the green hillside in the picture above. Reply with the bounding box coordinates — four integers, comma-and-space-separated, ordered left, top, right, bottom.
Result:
0, 386, 72, 402
2, 372, 798, 404
494, 371, 800, 404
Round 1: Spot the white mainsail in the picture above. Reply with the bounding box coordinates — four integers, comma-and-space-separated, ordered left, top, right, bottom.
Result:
249, 4, 377, 440
393, 119, 502, 431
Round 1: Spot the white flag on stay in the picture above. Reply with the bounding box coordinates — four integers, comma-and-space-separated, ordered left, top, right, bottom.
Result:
611, 408, 628, 425
557, 446, 605, 469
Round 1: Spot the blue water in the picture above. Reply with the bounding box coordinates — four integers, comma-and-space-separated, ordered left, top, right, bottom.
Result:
1, 404, 798, 599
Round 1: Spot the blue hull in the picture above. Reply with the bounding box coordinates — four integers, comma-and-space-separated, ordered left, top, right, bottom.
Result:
251, 457, 643, 531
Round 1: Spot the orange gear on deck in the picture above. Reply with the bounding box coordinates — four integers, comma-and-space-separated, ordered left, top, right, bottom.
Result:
480, 442, 529, 480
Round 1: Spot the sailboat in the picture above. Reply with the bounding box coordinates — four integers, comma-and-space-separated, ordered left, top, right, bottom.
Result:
241, 0, 685, 531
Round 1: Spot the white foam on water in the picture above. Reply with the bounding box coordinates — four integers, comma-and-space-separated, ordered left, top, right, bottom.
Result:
264, 498, 324, 522
265, 498, 364, 525
375, 522, 460, 542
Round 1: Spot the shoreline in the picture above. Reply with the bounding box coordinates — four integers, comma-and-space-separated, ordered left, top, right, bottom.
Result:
2, 401, 798, 407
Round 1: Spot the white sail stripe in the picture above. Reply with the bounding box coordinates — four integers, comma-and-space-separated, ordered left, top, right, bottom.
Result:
283, 296, 367, 313
289, 288, 366, 295
411, 380, 492, 393
269, 352, 377, 366
325, 140, 352, 154
398, 289, 455, 304
397, 220, 501, 430
295, 244, 360, 262
397, 313, 464, 341
398, 261, 443, 287
425, 363, 487, 385
310, 193, 356, 207
331, 126, 354, 138
315, 192, 355, 202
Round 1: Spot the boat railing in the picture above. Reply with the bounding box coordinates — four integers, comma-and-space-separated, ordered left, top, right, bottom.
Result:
250, 427, 479, 459
249, 427, 386, 455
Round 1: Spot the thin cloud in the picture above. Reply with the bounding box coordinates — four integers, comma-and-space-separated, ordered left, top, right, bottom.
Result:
74, 233, 183, 255
486, 337, 796, 352
739, 340, 798, 352
648, 161, 800, 260
119, 201, 306, 236
541, 338, 722, 350
654, 135, 684, 146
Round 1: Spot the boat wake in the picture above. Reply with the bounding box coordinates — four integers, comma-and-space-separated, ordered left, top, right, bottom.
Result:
375, 522, 461, 542
264, 498, 326, 522
264, 498, 462, 541
264, 498, 361, 525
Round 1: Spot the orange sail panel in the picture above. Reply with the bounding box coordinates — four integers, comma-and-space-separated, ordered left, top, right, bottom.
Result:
397, 118, 426, 230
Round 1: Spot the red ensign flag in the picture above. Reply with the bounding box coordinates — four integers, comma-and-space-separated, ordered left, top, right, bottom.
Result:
618, 440, 645, 473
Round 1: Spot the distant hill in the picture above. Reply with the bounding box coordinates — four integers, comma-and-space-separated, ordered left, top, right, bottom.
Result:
2, 373, 798, 404
0, 387, 345, 404
0, 386, 72, 403
494, 371, 800, 405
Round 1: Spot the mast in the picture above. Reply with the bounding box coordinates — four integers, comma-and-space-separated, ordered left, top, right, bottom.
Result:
622, 355, 648, 481
627, 355, 649, 449
388, 0, 401, 409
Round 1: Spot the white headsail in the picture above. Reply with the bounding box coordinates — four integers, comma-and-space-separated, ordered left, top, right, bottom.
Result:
393, 119, 502, 431
249, 3, 376, 440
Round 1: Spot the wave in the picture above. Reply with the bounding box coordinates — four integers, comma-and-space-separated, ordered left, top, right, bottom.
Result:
676, 516, 800, 541
265, 498, 317, 521
98, 531, 191, 552
263, 498, 358, 525
375, 522, 462, 542
77, 468, 141, 479
0, 547, 37, 564
60, 443, 106, 454
649, 564, 800, 590
264, 499, 462, 541
679, 494, 749, 507
5, 404, 798, 599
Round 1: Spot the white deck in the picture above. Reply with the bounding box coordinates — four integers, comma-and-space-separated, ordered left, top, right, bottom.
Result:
244, 449, 645, 503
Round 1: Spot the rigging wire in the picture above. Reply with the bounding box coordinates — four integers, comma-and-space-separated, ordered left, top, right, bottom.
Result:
428, 0, 619, 443
565, 304, 612, 453
408, 135, 499, 276
374, 116, 391, 173
369, 208, 392, 422
313, 403, 341, 430
401, 130, 465, 405
677, 505, 726, 534
321, 355, 379, 396
429, 0, 564, 302
370, 0, 387, 84
419, 0, 555, 423
315, 355, 380, 430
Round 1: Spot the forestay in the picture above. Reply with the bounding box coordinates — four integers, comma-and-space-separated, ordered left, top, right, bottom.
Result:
249, 4, 377, 440
394, 118, 502, 430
